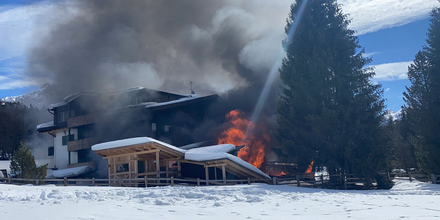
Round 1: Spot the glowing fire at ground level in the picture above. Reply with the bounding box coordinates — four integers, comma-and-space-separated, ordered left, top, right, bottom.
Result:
217, 109, 314, 176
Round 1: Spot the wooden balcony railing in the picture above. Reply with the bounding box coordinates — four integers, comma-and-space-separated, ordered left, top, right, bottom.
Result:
67, 138, 98, 151
68, 114, 95, 128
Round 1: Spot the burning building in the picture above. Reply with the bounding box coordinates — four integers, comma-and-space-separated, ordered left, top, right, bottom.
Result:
36, 87, 219, 178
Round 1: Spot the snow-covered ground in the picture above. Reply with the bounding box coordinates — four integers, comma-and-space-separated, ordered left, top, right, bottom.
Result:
0, 179, 439, 220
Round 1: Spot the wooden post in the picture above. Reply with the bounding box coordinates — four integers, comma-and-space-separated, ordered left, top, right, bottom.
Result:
197, 178, 200, 186
222, 165, 226, 185
296, 175, 300, 187
431, 174, 436, 184
343, 173, 347, 190
272, 177, 276, 185
144, 176, 148, 187
156, 150, 160, 184
171, 176, 174, 186
156, 150, 160, 178
177, 160, 181, 177
409, 173, 412, 182
166, 163, 169, 178
8, 176, 11, 184
214, 167, 217, 180
321, 174, 324, 188
92, 177, 95, 186
205, 166, 209, 186
248, 178, 251, 185
64, 177, 68, 186
36, 179, 39, 186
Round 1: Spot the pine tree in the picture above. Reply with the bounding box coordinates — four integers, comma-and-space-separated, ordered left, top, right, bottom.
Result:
10, 142, 47, 179
275, 0, 387, 183
403, 7, 440, 174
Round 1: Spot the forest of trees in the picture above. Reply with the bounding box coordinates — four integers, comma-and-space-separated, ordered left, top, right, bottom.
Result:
275, 0, 440, 188
0, 101, 50, 160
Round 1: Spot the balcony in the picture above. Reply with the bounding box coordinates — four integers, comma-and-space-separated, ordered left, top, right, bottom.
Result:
68, 114, 95, 128
67, 138, 98, 152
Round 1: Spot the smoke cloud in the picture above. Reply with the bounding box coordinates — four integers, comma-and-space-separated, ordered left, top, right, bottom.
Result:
27, 0, 288, 105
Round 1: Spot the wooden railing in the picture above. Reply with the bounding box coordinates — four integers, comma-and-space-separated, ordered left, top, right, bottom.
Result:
0, 176, 268, 187
67, 138, 98, 151
67, 114, 95, 128
2, 173, 438, 189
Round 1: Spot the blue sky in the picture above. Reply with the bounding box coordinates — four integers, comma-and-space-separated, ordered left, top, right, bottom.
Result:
0, 0, 438, 112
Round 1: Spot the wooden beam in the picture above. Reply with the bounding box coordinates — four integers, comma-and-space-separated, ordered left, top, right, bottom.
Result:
214, 167, 217, 180
204, 163, 228, 168
98, 148, 159, 157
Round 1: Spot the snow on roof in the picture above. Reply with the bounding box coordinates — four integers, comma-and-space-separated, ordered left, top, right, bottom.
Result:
112, 86, 145, 94
52, 166, 93, 178
48, 101, 66, 110
185, 151, 270, 179
142, 94, 202, 109
91, 137, 186, 154
36, 121, 55, 130
186, 144, 236, 154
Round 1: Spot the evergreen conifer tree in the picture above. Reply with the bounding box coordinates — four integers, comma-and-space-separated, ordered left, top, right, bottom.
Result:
403, 7, 440, 174
276, 0, 386, 183
10, 142, 47, 179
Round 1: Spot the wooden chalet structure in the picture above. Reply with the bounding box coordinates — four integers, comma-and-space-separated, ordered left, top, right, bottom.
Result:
92, 137, 271, 186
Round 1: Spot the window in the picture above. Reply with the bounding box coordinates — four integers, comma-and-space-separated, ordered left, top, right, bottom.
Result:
152, 123, 156, 132
62, 134, 74, 146
48, 146, 54, 156
116, 164, 129, 173
164, 125, 171, 133
57, 111, 68, 123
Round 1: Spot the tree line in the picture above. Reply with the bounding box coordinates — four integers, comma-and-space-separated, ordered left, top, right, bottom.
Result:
0, 101, 50, 160
274, 0, 440, 189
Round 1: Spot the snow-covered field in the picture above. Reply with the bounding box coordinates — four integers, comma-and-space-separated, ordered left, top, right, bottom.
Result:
1, 179, 439, 220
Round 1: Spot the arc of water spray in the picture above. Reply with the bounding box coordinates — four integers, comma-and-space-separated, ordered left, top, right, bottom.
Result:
245, 0, 309, 140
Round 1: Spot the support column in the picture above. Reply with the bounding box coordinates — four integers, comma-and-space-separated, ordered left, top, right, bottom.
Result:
222, 165, 226, 185
156, 150, 160, 184
214, 167, 217, 180
205, 166, 209, 186
177, 160, 181, 177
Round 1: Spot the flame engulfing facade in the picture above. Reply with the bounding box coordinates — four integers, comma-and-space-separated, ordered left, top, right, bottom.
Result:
217, 110, 269, 169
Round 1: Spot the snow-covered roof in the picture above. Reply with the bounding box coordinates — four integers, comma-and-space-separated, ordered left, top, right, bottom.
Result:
185, 151, 270, 179
48, 102, 66, 110
111, 86, 145, 94
52, 166, 93, 178
91, 137, 186, 154
36, 121, 55, 130
186, 144, 235, 154
144, 94, 201, 109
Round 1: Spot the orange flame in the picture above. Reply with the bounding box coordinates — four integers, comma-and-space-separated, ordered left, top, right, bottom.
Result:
218, 110, 268, 169
269, 171, 287, 176
305, 161, 314, 173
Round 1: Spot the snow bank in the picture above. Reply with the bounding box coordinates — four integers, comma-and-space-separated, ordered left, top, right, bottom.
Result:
1, 180, 440, 220
52, 166, 93, 178
91, 137, 186, 153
